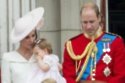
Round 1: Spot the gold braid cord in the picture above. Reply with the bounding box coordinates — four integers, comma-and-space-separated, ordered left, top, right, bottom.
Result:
66, 40, 98, 82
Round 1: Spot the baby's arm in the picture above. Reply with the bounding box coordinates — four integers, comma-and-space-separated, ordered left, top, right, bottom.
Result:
36, 56, 50, 72
38, 60, 50, 72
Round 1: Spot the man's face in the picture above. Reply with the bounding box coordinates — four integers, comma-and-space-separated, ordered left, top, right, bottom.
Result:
81, 8, 100, 37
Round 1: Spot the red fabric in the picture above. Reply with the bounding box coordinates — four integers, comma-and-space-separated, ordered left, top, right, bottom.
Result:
62, 33, 125, 83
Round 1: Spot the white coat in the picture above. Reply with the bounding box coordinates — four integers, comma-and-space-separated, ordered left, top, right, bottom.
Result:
1, 51, 37, 83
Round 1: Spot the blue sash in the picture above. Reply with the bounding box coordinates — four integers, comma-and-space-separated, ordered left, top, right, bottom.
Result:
80, 33, 116, 80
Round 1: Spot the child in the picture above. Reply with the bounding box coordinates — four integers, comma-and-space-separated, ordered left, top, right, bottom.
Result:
27, 38, 66, 83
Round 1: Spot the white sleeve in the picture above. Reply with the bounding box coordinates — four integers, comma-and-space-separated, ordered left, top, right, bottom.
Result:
42, 55, 53, 67
1, 53, 11, 83
42, 55, 59, 67
52, 55, 59, 63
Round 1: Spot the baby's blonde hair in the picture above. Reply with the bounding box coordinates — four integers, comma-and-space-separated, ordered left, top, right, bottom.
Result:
35, 38, 53, 54
41, 78, 56, 83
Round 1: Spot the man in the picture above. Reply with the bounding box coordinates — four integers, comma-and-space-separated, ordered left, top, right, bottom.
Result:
62, 2, 125, 83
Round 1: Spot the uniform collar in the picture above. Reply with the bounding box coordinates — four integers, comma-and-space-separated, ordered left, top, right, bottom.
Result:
83, 27, 103, 41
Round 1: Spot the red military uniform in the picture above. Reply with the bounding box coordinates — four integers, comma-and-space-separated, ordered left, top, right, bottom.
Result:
62, 32, 125, 83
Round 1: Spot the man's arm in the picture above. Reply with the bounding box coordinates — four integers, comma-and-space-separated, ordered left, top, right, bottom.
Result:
62, 47, 76, 83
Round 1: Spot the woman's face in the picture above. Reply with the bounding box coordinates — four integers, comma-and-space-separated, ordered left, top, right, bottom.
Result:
20, 30, 37, 50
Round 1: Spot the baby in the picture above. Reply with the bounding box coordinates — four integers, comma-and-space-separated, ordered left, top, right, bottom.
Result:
27, 38, 66, 83
34, 38, 62, 72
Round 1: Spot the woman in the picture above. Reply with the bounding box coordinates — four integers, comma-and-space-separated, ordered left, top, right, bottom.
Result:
1, 7, 44, 83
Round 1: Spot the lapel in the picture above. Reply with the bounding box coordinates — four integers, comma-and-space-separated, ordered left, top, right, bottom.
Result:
3, 51, 36, 63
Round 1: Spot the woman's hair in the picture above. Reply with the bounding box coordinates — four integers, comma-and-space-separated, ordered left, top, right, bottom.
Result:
41, 78, 56, 83
35, 38, 53, 54
35, 30, 38, 40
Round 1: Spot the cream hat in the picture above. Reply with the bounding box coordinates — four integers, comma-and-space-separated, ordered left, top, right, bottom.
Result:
11, 7, 44, 43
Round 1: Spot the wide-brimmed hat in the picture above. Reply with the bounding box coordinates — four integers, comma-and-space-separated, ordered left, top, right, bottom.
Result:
11, 7, 44, 43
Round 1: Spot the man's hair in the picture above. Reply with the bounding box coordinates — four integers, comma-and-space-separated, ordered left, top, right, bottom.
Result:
41, 78, 56, 83
80, 2, 100, 17
35, 38, 53, 54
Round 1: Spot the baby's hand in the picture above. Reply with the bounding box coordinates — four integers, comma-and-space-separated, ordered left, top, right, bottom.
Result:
35, 54, 43, 61
58, 63, 62, 72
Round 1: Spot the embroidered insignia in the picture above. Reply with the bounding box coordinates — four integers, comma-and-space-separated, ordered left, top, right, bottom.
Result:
102, 54, 112, 65
102, 38, 111, 42
103, 67, 111, 77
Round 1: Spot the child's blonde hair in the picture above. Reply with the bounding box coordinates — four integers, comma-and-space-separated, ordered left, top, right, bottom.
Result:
41, 78, 56, 83
35, 38, 53, 54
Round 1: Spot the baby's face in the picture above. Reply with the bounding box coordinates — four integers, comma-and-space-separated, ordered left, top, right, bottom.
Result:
33, 46, 46, 57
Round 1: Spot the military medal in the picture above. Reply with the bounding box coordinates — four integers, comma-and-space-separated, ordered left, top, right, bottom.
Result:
103, 43, 106, 52
102, 38, 111, 53
106, 42, 111, 52
102, 54, 112, 65
103, 67, 111, 77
